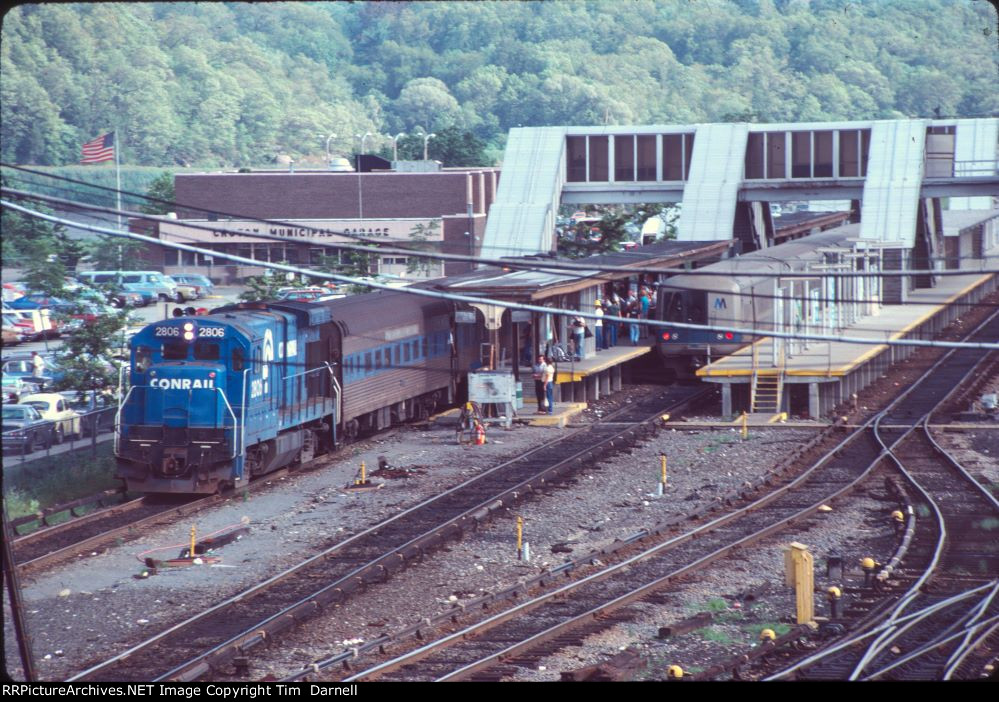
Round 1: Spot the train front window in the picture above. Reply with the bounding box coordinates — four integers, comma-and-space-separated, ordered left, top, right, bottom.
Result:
193, 341, 220, 360
162, 342, 188, 360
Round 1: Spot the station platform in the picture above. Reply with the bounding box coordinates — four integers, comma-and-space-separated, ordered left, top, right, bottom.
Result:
551, 341, 654, 404
697, 271, 997, 419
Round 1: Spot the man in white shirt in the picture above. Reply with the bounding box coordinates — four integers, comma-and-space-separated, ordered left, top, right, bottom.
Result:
31, 351, 46, 379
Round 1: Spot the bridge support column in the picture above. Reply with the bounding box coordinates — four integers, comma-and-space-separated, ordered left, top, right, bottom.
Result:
611, 365, 622, 392
599, 370, 611, 397
809, 382, 820, 420
586, 374, 599, 403
721, 383, 733, 420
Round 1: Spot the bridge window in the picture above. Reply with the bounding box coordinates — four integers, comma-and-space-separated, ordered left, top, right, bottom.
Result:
662, 133, 695, 180
637, 135, 656, 181
814, 131, 834, 177
791, 132, 811, 178
767, 132, 786, 178
840, 129, 861, 177
566, 136, 586, 182
588, 136, 609, 181
615, 135, 635, 181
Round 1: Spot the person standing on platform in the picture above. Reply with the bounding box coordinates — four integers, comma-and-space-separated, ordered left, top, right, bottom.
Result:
542, 356, 556, 415
605, 294, 620, 347
533, 354, 548, 414
593, 300, 604, 351
639, 287, 651, 338
571, 315, 586, 361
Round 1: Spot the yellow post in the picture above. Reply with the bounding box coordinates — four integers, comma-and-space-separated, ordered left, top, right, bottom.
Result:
741, 411, 748, 439
189, 524, 196, 559
660, 454, 667, 487
784, 542, 814, 624
359, 460, 366, 485
516, 516, 523, 554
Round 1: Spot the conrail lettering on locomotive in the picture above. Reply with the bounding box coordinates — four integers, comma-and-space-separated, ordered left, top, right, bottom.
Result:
151, 378, 215, 390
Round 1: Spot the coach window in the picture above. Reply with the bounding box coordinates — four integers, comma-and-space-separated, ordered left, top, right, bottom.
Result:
404, 342, 411, 364
364, 352, 372, 376
393, 344, 400, 367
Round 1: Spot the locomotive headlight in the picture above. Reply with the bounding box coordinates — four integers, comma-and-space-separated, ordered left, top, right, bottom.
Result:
183, 321, 196, 341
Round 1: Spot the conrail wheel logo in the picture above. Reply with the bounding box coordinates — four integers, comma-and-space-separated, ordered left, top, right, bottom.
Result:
262, 329, 274, 394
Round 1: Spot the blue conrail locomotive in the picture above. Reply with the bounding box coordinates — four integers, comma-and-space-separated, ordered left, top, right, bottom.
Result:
115, 290, 482, 493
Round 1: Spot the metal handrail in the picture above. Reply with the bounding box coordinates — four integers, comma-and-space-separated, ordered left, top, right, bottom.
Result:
325, 362, 341, 447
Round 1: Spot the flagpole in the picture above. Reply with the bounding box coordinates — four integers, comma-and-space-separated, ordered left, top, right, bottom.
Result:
115, 130, 122, 267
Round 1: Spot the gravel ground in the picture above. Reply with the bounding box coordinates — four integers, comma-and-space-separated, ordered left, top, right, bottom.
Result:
2, 421, 560, 681
505, 489, 897, 681
226, 413, 822, 681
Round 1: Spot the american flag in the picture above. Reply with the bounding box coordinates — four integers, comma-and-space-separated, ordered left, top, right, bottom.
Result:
81, 132, 115, 164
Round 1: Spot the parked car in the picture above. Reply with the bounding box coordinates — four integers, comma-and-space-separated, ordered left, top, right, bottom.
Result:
2, 322, 25, 346
2, 373, 28, 403
20, 392, 82, 442
171, 274, 215, 297
274, 287, 328, 302
60, 390, 117, 437
2, 403, 54, 453
2, 354, 64, 389
78, 271, 179, 303
164, 276, 201, 301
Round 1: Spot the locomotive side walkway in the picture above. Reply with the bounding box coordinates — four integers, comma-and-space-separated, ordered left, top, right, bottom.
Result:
696, 270, 998, 419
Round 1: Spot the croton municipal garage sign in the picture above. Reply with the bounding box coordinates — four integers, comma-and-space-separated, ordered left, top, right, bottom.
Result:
159, 218, 443, 244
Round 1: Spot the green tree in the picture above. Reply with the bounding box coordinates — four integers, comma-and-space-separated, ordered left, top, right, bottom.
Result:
425, 127, 489, 166
52, 307, 136, 401
239, 271, 295, 302
84, 235, 148, 271
405, 220, 440, 277
558, 212, 631, 259
138, 171, 176, 215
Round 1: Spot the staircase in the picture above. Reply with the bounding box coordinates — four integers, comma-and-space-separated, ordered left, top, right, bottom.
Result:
750, 339, 784, 415
751, 372, 783, 414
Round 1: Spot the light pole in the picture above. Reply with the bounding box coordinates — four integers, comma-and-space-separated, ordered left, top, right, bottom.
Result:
325, 133, 337, 168
354, 132, 371, 220
423, 132, 436, 161
392, 132, 406, 162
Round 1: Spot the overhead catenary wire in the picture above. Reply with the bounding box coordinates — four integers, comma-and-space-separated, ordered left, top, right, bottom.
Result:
4, 166, 998, 279
4, 199, 998, 352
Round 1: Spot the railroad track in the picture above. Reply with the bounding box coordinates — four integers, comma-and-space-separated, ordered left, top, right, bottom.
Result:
338, 311, 998, 682
759, 314, 999, 681
12, 494, 199, 573
67, 384, 709, 682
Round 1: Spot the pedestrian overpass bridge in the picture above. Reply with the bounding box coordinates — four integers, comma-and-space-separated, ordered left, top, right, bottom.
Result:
482, 118, 998, 259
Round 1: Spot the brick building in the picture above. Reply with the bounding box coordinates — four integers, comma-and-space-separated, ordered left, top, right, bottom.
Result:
138, 165, 500, 282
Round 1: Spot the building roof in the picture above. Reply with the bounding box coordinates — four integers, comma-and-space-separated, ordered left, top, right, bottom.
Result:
436, 240, 731, 300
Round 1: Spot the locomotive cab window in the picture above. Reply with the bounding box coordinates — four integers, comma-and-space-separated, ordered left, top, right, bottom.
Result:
162, 342, 188, 360
232, 347, 245, 372
193, 341, 220, 360
135, 345, 152, 373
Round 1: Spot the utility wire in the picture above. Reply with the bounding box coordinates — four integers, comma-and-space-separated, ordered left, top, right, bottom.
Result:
4, 166, 998, 279
5, 187, 999, 318
4, 199, 997, 351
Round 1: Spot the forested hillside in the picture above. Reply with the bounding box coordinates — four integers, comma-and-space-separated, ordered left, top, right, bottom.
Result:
2, 0, 996, 168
